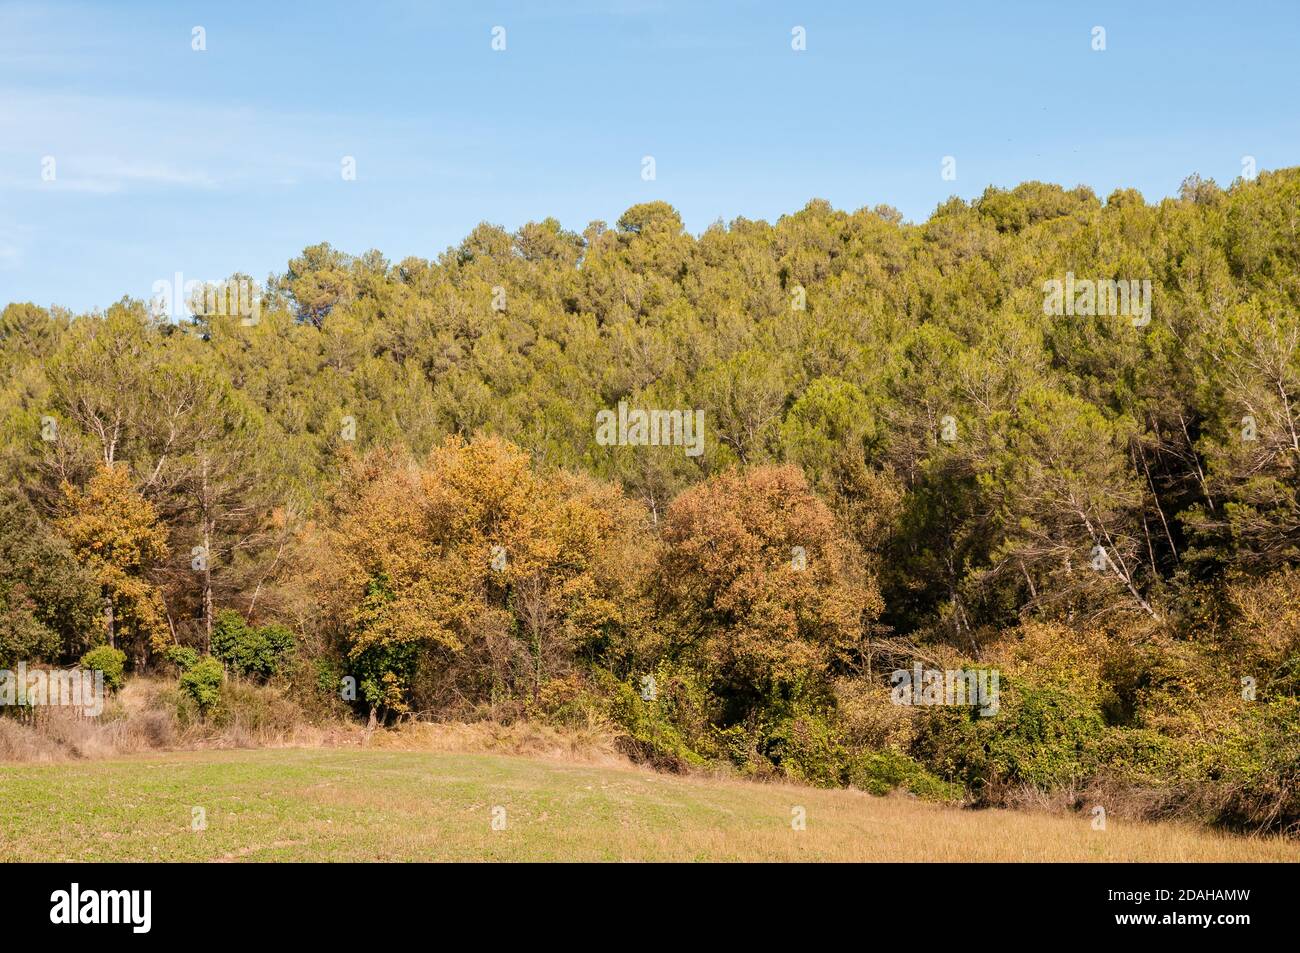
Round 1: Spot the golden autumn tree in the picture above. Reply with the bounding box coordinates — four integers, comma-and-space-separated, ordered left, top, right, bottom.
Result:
311, 435, 654, 723
57, 464, 170, 664
656, 465, 882, 712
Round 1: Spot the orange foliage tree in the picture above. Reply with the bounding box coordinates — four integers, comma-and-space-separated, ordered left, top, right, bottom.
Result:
310, 436, 654, 722
57, 464, 171, 665
655, 465, 883, 714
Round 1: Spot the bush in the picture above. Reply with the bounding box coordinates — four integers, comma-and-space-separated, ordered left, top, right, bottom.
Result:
1192, 698, 1300, 834
1094, 727, 1188, 786
79, 645, 126, 692
847, 749, 964, 802
179, 656, 224, 714
912, 667, 1107, 797
763, 703, 849, 787
164, 645, 200, 672
528, 674, 610, 731
211, 609, 295, 680
832, 677, 918, 752
208, 678, 311, 734
603, 666, 715, 770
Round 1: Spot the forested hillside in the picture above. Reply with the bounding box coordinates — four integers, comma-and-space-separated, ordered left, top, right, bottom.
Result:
3, 170, 1299, 833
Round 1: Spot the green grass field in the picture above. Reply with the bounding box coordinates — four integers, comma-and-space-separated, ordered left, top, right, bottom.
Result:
1, 747, 1296, 862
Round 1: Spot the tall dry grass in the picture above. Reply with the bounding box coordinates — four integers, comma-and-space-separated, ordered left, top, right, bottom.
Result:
0, 677, 360, 763
0, 677, 628, 767
372, 718, 625, 765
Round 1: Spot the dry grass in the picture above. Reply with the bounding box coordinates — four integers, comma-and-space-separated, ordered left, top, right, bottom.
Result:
1, 746, 1296, 862
373, 719, 625, 765
0, 676, 630, 768
0, 678, 362, 763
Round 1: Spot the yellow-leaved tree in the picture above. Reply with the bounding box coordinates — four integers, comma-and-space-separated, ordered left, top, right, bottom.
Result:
57, 464, 171, 665
309, 435, 653, 724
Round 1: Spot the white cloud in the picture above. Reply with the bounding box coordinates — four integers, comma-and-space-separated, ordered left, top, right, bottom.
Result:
0, 87, 487, 197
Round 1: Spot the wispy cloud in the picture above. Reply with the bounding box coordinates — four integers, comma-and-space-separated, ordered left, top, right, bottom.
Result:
0, 87, 489, 197
1, 156, 219, 194
0, 91, 266, 193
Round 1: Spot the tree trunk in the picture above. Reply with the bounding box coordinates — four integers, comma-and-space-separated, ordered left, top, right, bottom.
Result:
202, 454, 213, 652
104, 593, 115, 649
203, 521, 213, 652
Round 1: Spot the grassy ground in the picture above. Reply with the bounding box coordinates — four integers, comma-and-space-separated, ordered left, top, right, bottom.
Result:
1, 747, 1295, 862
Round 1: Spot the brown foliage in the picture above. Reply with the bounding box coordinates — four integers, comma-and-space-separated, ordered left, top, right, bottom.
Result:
657, 465, 883, 696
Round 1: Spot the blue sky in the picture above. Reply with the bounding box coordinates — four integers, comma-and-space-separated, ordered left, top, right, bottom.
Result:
2, 0, 1298, 313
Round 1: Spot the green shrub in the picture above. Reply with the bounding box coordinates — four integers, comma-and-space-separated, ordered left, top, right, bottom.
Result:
603, 666, 715, 769
179, 656, 224, 714
913, 668, 1106, 795
211, 609, 295, 680
764, 705, 849, 787
164, 645, 200, 672
1094, 727, 1189, 786
764, 694, 963, 798
713, 722, 765, 774
847, 749, 964, 802
985, 676, 1107, 788
1193, 698, 1300, 834
79, 645, 126, 692
353, 641, 417, 721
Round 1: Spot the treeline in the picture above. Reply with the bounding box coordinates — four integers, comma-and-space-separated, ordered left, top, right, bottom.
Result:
2, 170, 1299, 832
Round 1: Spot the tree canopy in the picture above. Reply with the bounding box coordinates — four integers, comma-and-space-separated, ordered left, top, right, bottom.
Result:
4, 169, 1300, 831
